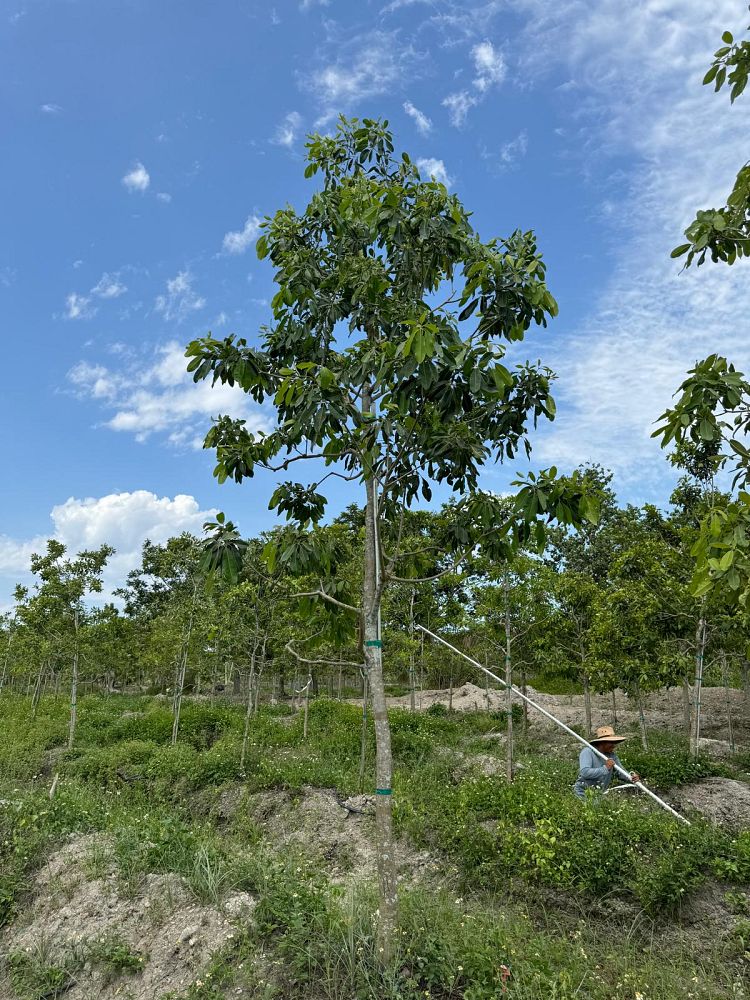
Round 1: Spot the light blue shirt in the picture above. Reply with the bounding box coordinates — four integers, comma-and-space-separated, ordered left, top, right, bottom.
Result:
573, 747, 623, 798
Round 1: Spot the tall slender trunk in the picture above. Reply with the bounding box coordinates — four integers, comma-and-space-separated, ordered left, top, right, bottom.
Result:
690, 613, 707, 757
520, 663, 528, 740
484, 654, 491, 713
582, 672, 592, 737
448, 666, 454, 712
682, 674, 692, 742
409, 590, 416, 713
172, 583, 198, 746
31, 660, 46, 717
363, 460, 397, 961
358, 669, 369, 792
635, 682, 648, 750
240, 642, 258, 771
721, 652, 735, 753
504, 579, 513, 783
0, 627, 13, 694
68, 609, 80, 750
337, 662, 343, 701
303, 674, 311, 739
611, 688, 618, 728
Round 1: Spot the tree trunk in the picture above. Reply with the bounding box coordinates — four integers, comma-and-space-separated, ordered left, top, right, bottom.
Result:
172, 583, 197, 746
582, 672, 592, 737
690, 614, 707, 758
721, 652, 735, 753
520, 663, 528, 740
68, 610, 80, 750
358, 669, 369, 792
337, 663, 343, 701
363, 467, 397, 962
240, 644, 258, 772
0, 628, 13, 694
409, 590, 416, 713
611, 688, 618, 728
635, 682, 647, 750
31, 660, 46, 717
682, 674, 692, 741
484, 655, 491, 713
303, 674, 311, 739
448, 667, 454, 713
504, 580, 513, 782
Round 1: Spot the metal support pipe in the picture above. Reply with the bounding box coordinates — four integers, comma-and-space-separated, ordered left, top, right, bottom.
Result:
416, 624, 690, 825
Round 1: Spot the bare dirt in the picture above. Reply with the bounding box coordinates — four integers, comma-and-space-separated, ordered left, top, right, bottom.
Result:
221, 785, 439, 886
385, 680, 750, 744
0, 834, 254, 1000
672, 777, 750, 828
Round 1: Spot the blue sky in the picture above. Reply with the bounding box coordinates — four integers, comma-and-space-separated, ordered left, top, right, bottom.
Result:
2, 0, 750, 604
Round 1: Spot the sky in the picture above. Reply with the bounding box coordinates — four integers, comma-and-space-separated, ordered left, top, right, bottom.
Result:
2, 0, 750, 606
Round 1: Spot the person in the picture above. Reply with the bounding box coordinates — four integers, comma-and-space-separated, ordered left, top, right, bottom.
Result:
573, 725, 641, 799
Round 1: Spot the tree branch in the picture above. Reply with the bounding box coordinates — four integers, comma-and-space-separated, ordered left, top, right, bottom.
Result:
292, 589, 362, 615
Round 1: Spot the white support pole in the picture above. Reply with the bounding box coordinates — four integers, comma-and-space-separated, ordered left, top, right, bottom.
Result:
416, 624, 690, 826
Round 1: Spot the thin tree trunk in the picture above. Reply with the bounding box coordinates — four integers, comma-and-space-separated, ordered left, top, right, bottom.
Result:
611, 688, 618, 728
484, 654, 491, 712
682, 674, 692, 741
409, 590, 416, 713
448, 666, 454, 712
0, 627, 14, 694
504, 580, 513, 782
337, 663, 343, 701
240, 643, 258, 772
68, 609, 80, 750
358, 669, 369, 792
635, 682, 648, 750
254, 639, 266, 716
31, 660, 46, 717
582, 672, 592, 737
172, 583, 198, 746
520, 663, 528, 740
363, 459, 397, 961
721, 652, 735, 753
303, 674, 311, 739
690, 613, 707, 757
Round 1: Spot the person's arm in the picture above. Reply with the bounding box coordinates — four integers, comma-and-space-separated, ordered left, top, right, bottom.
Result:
578, 748, 609, 780
613, 753, 640, 782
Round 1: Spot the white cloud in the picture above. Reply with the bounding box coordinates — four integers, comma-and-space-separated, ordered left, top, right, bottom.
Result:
222, 215, 262, 255
40, 103, 62, 114
91, 272, 127, 299
272, 111, 302, 148
472, 40, 505, 92
505, 0, 750, 488
309, 32, 421, 117
122, 161, 150, 193
0, 492, 218, 604
300, 0, 329, 8
156, 192, 172, 203
442, 90, 477, 127
417, 157, 453, 187
403, 99, 432, 135
498, 129, 528, 167
68, 340, 269, 447
65, 292, 95, 320
155, 271, 206, 322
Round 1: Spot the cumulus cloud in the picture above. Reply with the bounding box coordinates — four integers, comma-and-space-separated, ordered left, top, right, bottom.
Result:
472, 40, 505, 91
443, 37, 506, 126
154, 271, 206, 322
40, 102, 62, 114
156, 192, 172, 203
416, 157, 453, 187
91, 272, 127, 299
122, 161, 150, 193
65, 292, 95, 320
0, 492, 218, 604
272, 112, 302, 148
403, 99, 432, 135
222, 215, 262, 255
68, 340, 269, 447
442, 90, 477, 127
309, 32, 422, 120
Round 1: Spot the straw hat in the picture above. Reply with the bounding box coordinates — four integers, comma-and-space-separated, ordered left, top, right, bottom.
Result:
590, 725, 627, 745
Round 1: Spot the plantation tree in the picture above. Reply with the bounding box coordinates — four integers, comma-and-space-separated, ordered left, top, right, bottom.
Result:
187, 117, 595, 954
26, 540, 112, 747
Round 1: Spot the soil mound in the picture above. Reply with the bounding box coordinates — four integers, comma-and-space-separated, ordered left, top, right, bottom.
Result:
673, 777, 750, 828
1, 834, 254, 1000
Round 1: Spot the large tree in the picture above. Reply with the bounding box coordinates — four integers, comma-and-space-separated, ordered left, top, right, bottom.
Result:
186, 117, 594, 955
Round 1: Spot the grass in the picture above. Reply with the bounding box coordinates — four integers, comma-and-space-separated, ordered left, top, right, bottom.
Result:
0, 692, 748, 999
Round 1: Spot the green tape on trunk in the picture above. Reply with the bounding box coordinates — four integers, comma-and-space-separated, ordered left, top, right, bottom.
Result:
376, 788, 392, 795
365, 640, 383, 647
